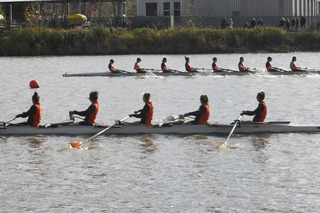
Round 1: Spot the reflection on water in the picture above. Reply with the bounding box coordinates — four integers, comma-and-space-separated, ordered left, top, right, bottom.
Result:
250, 135, 271, 150
138, 135, 158, 154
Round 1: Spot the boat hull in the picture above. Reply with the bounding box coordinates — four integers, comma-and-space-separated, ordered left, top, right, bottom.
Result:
62, 71, 254, 77
1, 122, 320, 136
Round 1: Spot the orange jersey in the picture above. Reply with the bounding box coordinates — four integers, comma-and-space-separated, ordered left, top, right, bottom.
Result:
88, 101, 99, 125
135, 62, 142, 73
33, 103, 42, 127
290, 62, 298, 71
145, 102, 154, 125
238, 62, 246, 71
198, 103, 210, 124
185, 62, 195, 72
108, 63, 117, 72
212, 62, 219, 72
266, 62, 273, 71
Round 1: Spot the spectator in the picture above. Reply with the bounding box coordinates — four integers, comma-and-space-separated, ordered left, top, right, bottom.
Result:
250, 18, 256, 28
296, 18, 299, 30
220, 17, 227, 29
279, 17, 285, 29
285, 18, 290, 31
257, 18, 264, 26
227, 18, 233, 29
244, 21, 249, 28
300, 15, 306, 29
291, 18, 296, 31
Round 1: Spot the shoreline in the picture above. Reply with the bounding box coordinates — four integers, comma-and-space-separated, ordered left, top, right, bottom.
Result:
0, 27, 320, 56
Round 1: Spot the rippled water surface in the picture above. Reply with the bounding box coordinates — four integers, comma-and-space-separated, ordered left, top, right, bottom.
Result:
1, 53, 320, 212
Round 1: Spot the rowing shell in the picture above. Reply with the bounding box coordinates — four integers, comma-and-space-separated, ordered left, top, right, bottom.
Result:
62, 71, 255, 77
1, 121, 320, 136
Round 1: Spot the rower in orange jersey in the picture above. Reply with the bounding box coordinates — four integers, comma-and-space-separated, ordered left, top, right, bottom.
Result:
108, 59, 120, 73
212, 57, 225, 72
130, 93, 154, 126
238, 57, 249, 72
290, 56, 304, 71
69, 91, 99, 126
161, 57, 173, 73
134, 58, 146, 73
185, 57, 198, 72
184, 95, 210, 125
241, 91, 267, 122
266, 56, 279, 72
16, 92, 42, 127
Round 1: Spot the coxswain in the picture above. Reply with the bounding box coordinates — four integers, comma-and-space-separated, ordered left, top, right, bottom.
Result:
290, 56, 303, 71
184, 95, 210, 125
185, 57, 197, 72
108, 59, 120, 73
266, 57, 278, 72
16, 92, 42, 127
241, 91, 267, 122
161, 58, 172, 73
238, 57, 249, 72
129, 93, 154, 126
69, 91, 99, 126
134, 58, 146, 73
212, 57, 224, 72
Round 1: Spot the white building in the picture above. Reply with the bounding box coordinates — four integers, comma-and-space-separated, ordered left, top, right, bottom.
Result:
137, 0, 320, 17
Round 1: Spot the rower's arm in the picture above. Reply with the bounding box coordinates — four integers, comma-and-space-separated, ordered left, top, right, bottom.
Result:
73, 104, 94, 117
132, 104, 149, 118
243, 104, 263, 116
17, 105, 36, 118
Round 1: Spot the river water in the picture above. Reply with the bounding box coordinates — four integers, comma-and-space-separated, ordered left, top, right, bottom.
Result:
1, 53, 320, 212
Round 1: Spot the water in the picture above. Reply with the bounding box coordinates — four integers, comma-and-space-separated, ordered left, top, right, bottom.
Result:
1, 53, 320, 212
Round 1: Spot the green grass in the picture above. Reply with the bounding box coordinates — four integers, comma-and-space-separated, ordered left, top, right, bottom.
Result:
0, 26, 320, 56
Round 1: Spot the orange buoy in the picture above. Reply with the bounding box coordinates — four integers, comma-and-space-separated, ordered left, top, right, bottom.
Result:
29, 80, 39, 89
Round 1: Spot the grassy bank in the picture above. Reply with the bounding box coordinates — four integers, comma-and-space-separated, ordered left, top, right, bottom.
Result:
1, 27, 320, 56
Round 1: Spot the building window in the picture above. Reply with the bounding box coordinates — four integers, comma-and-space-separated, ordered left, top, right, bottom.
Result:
163, 2, 170, 16
146, 3, 157, 16
174, 2, 180, 16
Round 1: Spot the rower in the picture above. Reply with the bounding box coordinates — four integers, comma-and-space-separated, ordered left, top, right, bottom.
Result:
241, 91, 267, 122
184, 95, 210, 125
134, 58, 146, 73
69, 91, 99, 126
238, 57, 249, 72
266, 57, 278, 72
129, 92, 154, 126
15, 92, 42, 127
212, 57, 224, 72
185, 57, 197, 72
108, 59, 120, 73
290, 56, 303, 71
161, 57, 172, 73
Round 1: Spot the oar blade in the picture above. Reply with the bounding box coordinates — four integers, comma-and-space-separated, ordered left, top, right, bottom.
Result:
70, 141, 84, 149
219, 141, 227, 148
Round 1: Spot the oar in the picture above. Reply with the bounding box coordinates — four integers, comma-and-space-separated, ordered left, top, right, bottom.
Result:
145, 68, 162, 72
219, 115, 242, 148
70, 116, 130, 149
2, 117, 16, 126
